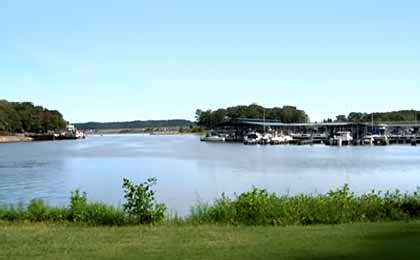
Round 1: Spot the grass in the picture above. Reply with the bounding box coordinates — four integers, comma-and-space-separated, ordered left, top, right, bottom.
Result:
1, 183, 420, 259
0, 221, 420, 260
2, 185, 420, 226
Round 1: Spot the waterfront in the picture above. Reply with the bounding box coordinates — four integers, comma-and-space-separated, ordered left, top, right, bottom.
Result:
1, 134, 420, 215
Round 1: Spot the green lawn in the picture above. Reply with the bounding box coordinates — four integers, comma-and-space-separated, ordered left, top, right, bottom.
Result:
1, 222, 420, 260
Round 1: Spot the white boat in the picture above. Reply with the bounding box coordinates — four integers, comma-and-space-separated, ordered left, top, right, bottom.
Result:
200, 131, 226, 143
270, 133, 292, 144
76, 130, 86, 139
261, 133, 273, 144
244, 132, 262, 145
363, 135, 375, 145
332, 131, 353, 146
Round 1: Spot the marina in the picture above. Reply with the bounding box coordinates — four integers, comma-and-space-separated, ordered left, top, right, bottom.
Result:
203, 118, 420, 146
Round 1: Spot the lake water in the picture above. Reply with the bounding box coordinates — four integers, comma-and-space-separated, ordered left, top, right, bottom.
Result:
1, 134, 420, 215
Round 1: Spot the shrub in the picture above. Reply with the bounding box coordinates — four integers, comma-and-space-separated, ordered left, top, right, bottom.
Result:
76, 203, 126, 226
69, 190, 88, 222
69, 190, 126, 225
122, 178, 166, 224
46, 207, 70, 222
191, 185, 420, 226
27, 199, 49, 222
234, 188, 272, 225
0, 204, 26, 221
202, 194, 236, 224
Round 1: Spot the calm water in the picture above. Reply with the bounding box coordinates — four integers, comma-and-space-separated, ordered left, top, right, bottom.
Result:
1, 134, 420, 215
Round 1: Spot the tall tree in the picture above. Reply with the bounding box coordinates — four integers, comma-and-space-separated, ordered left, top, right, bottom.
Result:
0, 100, 67, 133
196, 104, 309, 128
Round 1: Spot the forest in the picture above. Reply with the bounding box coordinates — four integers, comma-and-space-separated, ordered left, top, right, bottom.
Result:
0, 100, 67, 134
330, 110, 420, 123
195, 104, 309, 128
75, 120, 192, 130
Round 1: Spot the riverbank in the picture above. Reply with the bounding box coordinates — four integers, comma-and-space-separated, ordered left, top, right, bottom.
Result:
0, 135, 33, 143
1, 221, 419, 260
2, 184, 420, 226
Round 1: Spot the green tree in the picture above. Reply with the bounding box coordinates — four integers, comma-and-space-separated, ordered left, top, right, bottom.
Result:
0, 100, 67, 133
335, 115, 347, 122
196, 104, 309, 128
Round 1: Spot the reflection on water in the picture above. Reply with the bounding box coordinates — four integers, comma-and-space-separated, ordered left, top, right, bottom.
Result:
1, 134, 420, 215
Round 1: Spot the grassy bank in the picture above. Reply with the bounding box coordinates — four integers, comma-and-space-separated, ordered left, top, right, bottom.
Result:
1, 184, 420, 226
1, 221, 420, 260
2, 181, 420, 259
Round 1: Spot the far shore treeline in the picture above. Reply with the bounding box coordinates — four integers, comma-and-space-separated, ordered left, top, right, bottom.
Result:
75, 120, 193, 130
2, 99, 420, 134
195, 104, 310, 129
330, 110, 420, 123
0, 100, 67, 134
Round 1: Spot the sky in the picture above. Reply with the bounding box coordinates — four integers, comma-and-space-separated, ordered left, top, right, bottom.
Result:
1, 0, 419, 123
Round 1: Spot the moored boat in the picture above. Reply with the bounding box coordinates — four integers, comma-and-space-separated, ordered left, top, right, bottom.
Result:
270, 133, 293, 145
243, 132, 262, 145
200, 131, 226, 143
327, 131, 353, 146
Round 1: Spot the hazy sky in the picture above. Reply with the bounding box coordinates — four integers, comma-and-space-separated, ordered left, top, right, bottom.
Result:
1, 0, 419, 123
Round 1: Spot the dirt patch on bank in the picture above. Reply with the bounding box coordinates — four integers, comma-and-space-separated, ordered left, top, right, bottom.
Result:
0, 135, 33, 143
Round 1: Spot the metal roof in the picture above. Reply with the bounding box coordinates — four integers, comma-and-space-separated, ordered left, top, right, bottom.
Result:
221, 118, 370, 127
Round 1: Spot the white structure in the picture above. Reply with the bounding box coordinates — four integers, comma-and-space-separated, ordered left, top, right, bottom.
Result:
244, 132, 263, 145
334, 131, 353, 146
200, 131, 226, 143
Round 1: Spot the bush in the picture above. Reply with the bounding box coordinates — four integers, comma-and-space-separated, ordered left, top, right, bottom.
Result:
69, 190, 126, 225
122, 178, 166, 224
191, 185, 420, 226
0, 204, 26, 222
69, 190, 88, 222
75, 203, 126, 226
27, 199, 49, 222
46, 207, 70, 222
234, 188, 272, 225
2, 182, 420, 226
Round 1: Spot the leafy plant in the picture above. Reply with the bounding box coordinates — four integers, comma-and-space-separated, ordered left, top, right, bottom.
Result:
70, 190, 88, 222
27, 199, 49, 221
122, 178, 166, 224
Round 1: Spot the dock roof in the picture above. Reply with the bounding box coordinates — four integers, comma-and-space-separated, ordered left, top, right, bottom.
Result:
218, 118, 370, 128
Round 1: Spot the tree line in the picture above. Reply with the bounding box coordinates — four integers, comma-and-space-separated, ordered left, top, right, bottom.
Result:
195, 104, 309, 128
327, 110, 420, 123
75, 120, 193, 130
0, 100, 67, 134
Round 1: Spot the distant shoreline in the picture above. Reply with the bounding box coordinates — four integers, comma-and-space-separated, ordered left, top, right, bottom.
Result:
0, 135, 33, 143
0, 131, 203, 143
92, 127, 204, 135
91, 131, 203, 136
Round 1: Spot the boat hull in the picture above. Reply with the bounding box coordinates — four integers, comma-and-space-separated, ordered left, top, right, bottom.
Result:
200, 137, 225, 143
